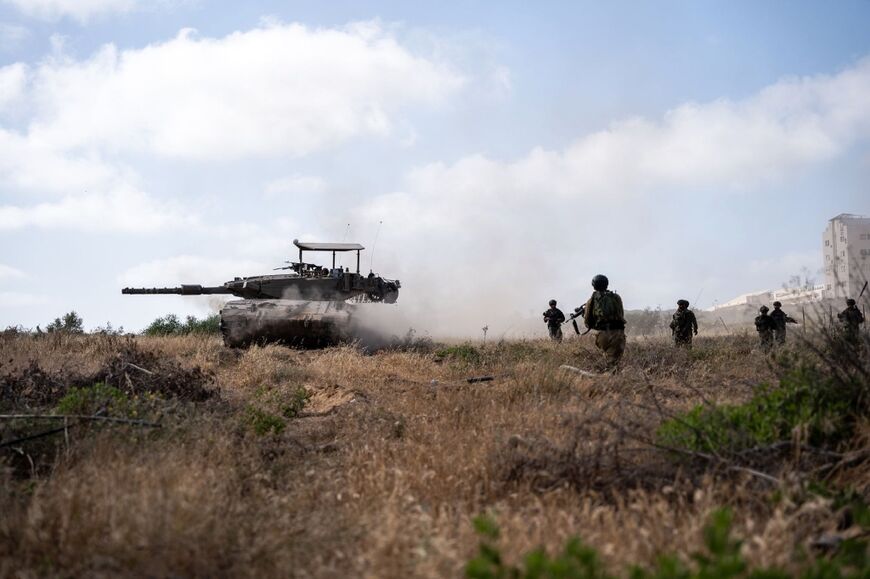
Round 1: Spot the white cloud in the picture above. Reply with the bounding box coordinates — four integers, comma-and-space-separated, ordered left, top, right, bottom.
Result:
0, 263, 26, 281
19, 22, 464, 160
0, 21, 468, 235
0, 23, 29, 50
118, 255, 271, 287
264, 175, 327, 198
0, 291, 47, 307
0, 62, 26, 110
355, 58, 870, 335
0, 189, 194, 232
2, 0, 135, 22
0, 128, 127, 195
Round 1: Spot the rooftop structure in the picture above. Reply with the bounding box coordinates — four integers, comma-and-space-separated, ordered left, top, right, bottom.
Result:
822, 214, 870, 299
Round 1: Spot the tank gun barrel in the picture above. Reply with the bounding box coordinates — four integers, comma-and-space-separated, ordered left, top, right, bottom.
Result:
122, 285, 232, 296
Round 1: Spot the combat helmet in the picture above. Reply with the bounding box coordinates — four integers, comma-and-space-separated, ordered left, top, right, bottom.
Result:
549, 299, 557, 306
591, 274, 609, 291
846, 298, 856, 306
677, 299, 689, 307
773, 301, 782, 308
759, 305, 769, 313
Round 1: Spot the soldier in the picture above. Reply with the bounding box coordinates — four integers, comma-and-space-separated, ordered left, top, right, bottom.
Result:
669, 299, 698, 348
754, 305, 777, 353
769, 301, 797, 345
543, 299, 566, 342
837, 298, 865, 344
582, 274, 627, 370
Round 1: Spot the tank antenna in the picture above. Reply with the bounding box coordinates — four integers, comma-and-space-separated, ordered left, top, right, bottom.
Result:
337, 223, 351, 267
369, 220, 383, 272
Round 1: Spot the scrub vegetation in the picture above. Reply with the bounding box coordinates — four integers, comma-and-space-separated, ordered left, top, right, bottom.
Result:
0, 324, 867, 577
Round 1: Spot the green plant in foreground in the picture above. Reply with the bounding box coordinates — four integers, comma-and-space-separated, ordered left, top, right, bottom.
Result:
280, 386, 310, 418
466, 508, 868, 579
55, 383, 131, 416
656, 364, 860, 455
245, 406, 286, 436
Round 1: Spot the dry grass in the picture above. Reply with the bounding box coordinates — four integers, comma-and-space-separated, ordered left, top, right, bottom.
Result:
0, 332, 864, 577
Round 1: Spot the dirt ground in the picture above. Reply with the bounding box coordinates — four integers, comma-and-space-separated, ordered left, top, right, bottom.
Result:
0, 332, 865, 577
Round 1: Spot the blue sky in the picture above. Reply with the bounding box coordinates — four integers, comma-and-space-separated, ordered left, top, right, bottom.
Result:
1, 0, 869, 335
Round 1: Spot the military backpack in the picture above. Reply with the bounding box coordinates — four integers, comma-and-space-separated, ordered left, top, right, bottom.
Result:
593, 291, 622, 324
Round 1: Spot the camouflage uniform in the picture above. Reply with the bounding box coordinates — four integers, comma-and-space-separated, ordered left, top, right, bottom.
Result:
754, 311, 777, 353
583, 290, 626, 369
769, 306, 797, 345
838, 304, 865, 344
670, 307, 698, 348
543, 306, 565, 342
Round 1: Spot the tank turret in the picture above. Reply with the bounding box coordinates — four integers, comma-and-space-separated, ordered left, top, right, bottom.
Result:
122, 240, 400, 347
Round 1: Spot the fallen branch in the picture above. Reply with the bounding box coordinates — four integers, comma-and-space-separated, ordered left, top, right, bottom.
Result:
0, 425, 73, 449
466, 375, 495, 384
124, 362, 154, 375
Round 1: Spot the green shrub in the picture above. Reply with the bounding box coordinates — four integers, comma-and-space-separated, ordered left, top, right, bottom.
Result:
55, 383, 131, 416
657, 364, 861, 454
144, 313, 220, 336
436, 344, 481, 364
466, 508, 867, 578
245, 406, 286, 436
183, 314, 221, 334
280, 386, 310, 418
45, 311, 84, 334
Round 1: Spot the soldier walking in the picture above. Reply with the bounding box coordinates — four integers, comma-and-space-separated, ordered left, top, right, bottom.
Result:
669, 299, 698, 348
543, 299, 566, 342
582, 275, 627, 370
837, 298, 865, 345
754, 305, 777, 353
769, 301, 798, 345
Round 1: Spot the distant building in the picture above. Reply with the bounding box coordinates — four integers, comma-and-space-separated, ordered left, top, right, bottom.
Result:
712, 290, 771, 310
823, 213, 870, 299
711, 285, 825, 311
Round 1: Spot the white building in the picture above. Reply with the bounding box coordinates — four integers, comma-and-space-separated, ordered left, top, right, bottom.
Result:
823, 213, 870, 299
711, 285, 825, 311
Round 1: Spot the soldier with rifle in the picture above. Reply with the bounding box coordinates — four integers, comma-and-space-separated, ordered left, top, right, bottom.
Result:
580, 274, 627, 371
543, 299, 566, 342
769, 301, 798, 345
838, 297, 865, 345
755, 305, 777, 353
669, 299, 698, 348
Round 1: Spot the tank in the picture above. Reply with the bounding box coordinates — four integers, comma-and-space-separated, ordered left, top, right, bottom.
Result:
122, 239, 400, 347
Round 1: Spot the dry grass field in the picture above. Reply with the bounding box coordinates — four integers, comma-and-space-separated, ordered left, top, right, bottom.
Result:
0, 330, 867, 577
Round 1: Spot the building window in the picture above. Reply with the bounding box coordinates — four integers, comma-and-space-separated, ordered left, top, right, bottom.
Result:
825, 239, 830, 246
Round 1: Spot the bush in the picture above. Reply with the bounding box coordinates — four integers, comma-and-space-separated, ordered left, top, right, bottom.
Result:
245, 406, 286, 436
280, 386, 310, 418
435, 344, 481, 364
466, 508, 868, 578
91, 322, 125, 335
46, 311, 84, 334
144, 313, 220, 336
55, 383, 132, 416
657, 359, 865, 455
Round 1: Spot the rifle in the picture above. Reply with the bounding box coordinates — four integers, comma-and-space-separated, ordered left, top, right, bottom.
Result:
563, 305, 589, 335
860, 281, 868, 299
